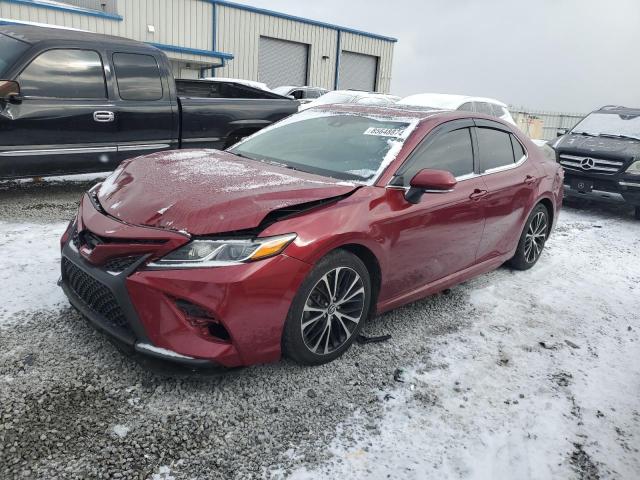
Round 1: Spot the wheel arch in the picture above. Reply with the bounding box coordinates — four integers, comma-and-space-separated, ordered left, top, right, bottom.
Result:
333, 243, 382, 318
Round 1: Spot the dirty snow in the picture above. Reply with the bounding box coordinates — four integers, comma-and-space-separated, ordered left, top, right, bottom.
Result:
112, 424, 130, 438
290, 208, 640, 480
0, 222, 67, 324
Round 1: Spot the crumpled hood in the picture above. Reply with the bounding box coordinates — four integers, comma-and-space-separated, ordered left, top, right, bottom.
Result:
97, 149, 357, 235
557, 134, 640, 159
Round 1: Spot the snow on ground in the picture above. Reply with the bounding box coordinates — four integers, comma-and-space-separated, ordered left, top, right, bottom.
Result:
0, 222, 67, 324
290, 208, 640, 480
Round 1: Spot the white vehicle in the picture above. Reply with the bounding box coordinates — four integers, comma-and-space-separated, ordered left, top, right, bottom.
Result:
299, 90, 399, 111
203, 77, 271, 92
398, 93, 516, 125
272, 86, 328, 104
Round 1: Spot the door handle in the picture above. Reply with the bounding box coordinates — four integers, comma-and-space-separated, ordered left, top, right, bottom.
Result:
524, 175, 536, 185
93, 111, 115, 123
469, 189, 488, 200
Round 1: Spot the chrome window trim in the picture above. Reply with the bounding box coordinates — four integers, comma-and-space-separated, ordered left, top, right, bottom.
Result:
118, 143, 170, 152
482, 153, 528, 176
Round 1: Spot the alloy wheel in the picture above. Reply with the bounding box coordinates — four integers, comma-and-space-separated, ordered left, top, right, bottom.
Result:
524, 211, 548, 263
301, 267, 366, 355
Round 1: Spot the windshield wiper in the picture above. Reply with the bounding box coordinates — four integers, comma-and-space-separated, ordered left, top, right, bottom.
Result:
596, 133, 640, 141
232, 151, 300, 172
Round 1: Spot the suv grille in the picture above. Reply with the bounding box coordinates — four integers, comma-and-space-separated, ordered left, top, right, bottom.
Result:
62, 258, 129, 330
559, 154, 625, 175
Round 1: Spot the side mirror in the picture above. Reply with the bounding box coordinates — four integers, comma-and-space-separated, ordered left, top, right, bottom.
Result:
405, 169, 457, 204
556, 128, 568, 137
0, 80, 22, 104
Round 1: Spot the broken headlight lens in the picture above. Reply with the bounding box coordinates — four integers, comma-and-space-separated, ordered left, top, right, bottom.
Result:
148, 233, 297, 268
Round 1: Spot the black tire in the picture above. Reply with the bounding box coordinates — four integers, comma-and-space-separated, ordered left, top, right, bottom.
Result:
508, 203, 550, 271
282, 250, 371, 365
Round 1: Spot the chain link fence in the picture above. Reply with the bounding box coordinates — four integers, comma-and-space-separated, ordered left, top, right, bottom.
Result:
509, 106, 585, 141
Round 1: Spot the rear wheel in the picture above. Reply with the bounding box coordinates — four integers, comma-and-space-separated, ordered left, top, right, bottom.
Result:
508, 203, 550, 270
282, 250, 371, 365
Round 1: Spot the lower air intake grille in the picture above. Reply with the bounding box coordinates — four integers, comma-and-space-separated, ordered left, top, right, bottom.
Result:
62, 258, 128, 329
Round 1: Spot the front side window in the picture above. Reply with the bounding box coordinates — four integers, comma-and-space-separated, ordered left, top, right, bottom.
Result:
401, 128, 474, 180
230, 111, 417, 183
18, 49, 106, 99
477, 127, 516, 171
0, 33, 30, 78
113, 53, 163, 101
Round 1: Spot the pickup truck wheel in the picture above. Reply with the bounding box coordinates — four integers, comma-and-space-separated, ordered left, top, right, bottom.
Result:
282, 251, 371, 366
508, 203, 550, 271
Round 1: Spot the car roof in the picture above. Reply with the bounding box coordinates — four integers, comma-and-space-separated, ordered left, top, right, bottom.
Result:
0, 24, 153, 49
596, 105, 640, 115
399, 93, 508, 109
308, 103, 452, 120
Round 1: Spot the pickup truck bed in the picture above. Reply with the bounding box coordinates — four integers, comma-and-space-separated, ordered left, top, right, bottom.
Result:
0, 25, 298, 179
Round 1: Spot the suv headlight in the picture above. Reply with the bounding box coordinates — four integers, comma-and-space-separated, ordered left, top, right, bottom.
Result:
626, 161, 640, 175
148, 233, 297, 269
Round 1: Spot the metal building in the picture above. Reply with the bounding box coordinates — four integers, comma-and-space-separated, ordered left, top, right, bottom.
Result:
0, 0, 397, 92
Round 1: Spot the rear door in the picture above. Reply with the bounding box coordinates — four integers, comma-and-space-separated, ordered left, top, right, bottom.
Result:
106, 51, 177, 160
383, 120, 488, 299
473, 119, 541, 261
0, 47, 119, 177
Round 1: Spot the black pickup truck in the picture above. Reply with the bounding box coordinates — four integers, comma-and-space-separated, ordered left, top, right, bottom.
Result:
0, 25, 298, 179
554, 105, 640, 219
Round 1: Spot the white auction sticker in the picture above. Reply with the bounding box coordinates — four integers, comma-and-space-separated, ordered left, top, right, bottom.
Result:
363, 127, 405, 137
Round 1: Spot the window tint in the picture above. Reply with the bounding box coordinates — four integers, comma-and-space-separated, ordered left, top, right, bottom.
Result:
477, 127, 515, 171
458, 102, 474, 112
511, 135, 525, 160
306, 89, 323, 99
475, 102, 494, 115
404, 128, 474, 180
113, 53, 163, 101
0, 33, 29, 78
18, 49, 105, 99
291, 90, 304, 100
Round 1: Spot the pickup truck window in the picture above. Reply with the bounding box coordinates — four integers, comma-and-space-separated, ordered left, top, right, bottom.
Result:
0, 34, 29, 78
18, 49, 106, 99
113, 53, 163, 101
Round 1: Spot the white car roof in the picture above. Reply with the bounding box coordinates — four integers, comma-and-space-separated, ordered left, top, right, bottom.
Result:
202, 77, 272, 92
398, 93, 508, 109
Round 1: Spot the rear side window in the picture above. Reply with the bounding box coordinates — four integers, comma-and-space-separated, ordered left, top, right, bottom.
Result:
458, 102, 474, 112
18, 49, 106, 99
306, 89, 323, 99
113, 53, 163, 101
474, 102, 494, 115
0, 33, 30, 78
477, 127, 515, 171
511, 135, 526, 160
404, 128, 474, 180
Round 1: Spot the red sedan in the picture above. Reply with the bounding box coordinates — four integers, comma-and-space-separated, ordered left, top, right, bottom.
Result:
60, 105, 563, 367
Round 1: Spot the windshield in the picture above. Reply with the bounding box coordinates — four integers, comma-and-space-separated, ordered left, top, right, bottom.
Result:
571, 112, 640, 140
229, 111, 418, 183
0, 34, 29, 78
309, 91, 357, 106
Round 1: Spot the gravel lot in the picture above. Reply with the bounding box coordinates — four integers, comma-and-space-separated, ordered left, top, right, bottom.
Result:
0, 176, 638, 480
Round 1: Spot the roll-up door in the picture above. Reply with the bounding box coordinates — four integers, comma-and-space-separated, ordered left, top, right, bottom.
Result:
258, 37, 309, 88
338, 51, 378, 92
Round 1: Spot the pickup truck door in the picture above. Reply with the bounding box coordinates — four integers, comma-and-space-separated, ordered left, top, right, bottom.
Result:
105, 51, 178, 160
0, 48, 122, 178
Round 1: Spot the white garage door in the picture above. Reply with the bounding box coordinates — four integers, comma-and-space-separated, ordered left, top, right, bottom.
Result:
258, 37, 309, 88
338, 51, 378, 92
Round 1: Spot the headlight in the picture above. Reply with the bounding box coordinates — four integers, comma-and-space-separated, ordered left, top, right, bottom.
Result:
626, 161, 640, 175
148, 233, 297, 269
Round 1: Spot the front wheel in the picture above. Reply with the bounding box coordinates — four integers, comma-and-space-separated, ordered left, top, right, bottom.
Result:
508, 203, 550, 270
282, 250, 371, 365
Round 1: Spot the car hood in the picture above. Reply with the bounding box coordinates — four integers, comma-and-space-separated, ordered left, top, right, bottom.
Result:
96, 149, 358, 235
556, 134, 640, 159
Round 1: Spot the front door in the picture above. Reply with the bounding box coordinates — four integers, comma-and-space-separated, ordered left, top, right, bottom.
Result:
383, 120, 487, 300
0, 48, 120, 178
